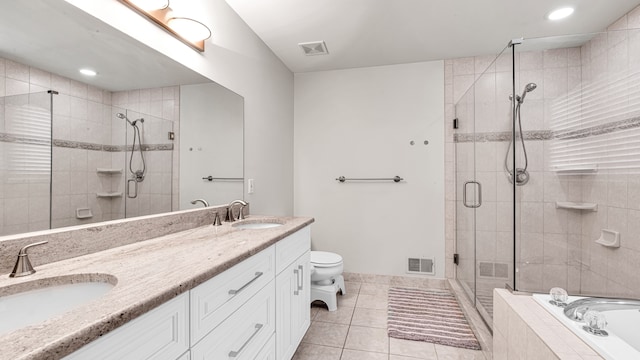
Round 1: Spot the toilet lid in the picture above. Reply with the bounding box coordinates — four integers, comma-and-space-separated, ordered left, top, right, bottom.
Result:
311, 251, 343, 267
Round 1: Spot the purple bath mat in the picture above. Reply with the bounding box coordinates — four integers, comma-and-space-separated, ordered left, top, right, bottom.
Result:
387, 287, 481, 350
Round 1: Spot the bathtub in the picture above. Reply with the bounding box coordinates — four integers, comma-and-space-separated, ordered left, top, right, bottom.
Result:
533, 294, 640, 360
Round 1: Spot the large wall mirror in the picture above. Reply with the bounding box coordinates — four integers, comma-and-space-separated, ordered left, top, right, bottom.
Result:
0, 0, 244, 237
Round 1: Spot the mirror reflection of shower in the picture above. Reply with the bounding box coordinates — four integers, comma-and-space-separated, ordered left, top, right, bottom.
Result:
117, 112, 146, 198
504, 82, 537, 186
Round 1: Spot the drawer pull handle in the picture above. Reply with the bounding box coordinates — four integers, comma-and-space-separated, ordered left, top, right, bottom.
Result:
228, 323, 263, 358
293, 269, 299, 295
297, 265, 304, 292
228, 272, 264, 295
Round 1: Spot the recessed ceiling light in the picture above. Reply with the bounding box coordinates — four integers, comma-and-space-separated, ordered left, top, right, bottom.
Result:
547, 7, 574, 20
79, 69, 97, 76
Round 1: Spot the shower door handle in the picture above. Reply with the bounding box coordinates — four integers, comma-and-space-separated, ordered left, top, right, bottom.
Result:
463, 181, 482, 208
127, 179, 138, 199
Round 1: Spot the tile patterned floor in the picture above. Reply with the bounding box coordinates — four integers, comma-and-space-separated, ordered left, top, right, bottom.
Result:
293, 281, 488, 360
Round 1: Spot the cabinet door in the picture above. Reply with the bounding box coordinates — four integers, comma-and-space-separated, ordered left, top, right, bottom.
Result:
293, 251, 310, 346
275, 251, 311, 360
64, 293, 189, 360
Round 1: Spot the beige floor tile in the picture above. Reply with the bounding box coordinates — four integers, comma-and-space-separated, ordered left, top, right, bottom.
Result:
351, 308, 387, 328
293, 343, 343, 360
340, 349, 389, 360
338, 291, 359, 308
389, 356, 418, 360
389, 338, 437, 358
434, 344, 486, 359
356, 293, 388, 310
310, 306, 321, 320
301, 321, 349, 348
344, 325, 389, 354
344, 281, 362, 294
359, 283, 390, 296
314, 306, 355, 325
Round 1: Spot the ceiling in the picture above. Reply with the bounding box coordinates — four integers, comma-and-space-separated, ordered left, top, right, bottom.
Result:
225, 0, 640, 73
0, 0, 209, 92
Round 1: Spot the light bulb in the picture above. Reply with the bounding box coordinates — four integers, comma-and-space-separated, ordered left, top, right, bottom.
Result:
128, 0, 169, 11
167, 17, 211, 42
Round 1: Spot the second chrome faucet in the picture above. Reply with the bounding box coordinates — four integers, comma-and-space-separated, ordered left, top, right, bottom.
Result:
226, 200, 248, 222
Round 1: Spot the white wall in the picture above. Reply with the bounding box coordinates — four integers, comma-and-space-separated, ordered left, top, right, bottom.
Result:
294, 61, 445, 277
180, 83, 244, 209
65, 0, 294, 215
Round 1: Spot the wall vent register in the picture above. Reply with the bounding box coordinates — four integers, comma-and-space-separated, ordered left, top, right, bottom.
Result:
407, 258, 435, 275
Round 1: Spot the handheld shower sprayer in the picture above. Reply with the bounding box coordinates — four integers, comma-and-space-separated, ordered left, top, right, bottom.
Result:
116, 112, 144, 126
505, 82, 537, 186
116, 112, 147, 198
518, 83, 537, 104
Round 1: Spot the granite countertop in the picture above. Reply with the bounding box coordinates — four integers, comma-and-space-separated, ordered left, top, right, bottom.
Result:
0, 215, 314, 360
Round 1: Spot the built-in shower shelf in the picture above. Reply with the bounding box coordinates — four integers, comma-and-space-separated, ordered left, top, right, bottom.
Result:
96, 168, 123, 174
555, 201, 598, 211
96, 192, 123, 198
552, 165, 598, 175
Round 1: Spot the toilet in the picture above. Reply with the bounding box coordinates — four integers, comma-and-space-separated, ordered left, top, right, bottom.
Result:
310, 251, 346, 312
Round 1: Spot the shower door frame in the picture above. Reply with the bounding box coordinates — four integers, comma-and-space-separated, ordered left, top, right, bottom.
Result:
453, 44, 518, 328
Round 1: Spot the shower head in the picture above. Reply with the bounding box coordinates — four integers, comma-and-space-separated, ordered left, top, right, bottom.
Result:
116, 113, 144, 126
518, 83, 537, 104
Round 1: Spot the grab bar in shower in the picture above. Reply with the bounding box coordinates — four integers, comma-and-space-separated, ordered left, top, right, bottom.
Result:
336, 176, 404, 183
202, 176, 244, 182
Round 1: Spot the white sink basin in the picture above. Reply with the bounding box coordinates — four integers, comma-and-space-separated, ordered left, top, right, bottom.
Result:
233, 220, 283, 230
0, 276, 115, 335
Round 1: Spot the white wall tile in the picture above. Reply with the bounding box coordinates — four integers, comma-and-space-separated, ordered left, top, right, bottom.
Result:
5, 60, 29, 81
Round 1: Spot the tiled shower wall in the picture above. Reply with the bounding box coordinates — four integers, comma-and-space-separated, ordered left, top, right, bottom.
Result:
0, 56, 178, 235
446, 5, 640, 300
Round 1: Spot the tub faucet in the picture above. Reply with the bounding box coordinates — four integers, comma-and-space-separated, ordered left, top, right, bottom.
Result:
190, 199, 209, 207
564, 297, 640, 321
226, 199, 248, 222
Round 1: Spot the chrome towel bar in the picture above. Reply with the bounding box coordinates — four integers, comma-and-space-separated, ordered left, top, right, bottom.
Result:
202, 176, 243, 182
336, 176, 403, 183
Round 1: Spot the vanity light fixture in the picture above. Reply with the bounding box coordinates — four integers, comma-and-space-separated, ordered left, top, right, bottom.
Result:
547, 7, 574, 20
127, 0, 169, 11
79, 68, 97, 76
119, 0, 211, 52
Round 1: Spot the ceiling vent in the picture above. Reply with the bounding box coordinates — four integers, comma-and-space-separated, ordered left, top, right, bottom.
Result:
298, 41, 329, 56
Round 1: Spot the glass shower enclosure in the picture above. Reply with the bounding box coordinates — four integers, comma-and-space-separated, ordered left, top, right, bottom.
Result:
0, 90, 174, 237
455, 28, 640, 327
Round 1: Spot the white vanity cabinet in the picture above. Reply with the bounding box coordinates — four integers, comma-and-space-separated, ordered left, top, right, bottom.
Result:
64, 225, 311, 360
275, 227, 311, 360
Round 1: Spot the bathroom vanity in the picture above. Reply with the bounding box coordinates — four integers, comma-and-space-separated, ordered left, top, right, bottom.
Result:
0, 210, 313, 360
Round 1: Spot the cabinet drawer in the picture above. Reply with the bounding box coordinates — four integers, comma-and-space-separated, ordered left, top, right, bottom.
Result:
65, 292, 189, 360
190, 245, 275, 345
275, 226, 310, 274
191, 282, 275, 360
255, 334, 276, 360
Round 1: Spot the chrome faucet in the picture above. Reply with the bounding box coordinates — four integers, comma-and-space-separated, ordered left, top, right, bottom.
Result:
564, 297, 640, 321
10, 241, 48, 277
226, 199, 248, 222
190, 199, 209, 208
